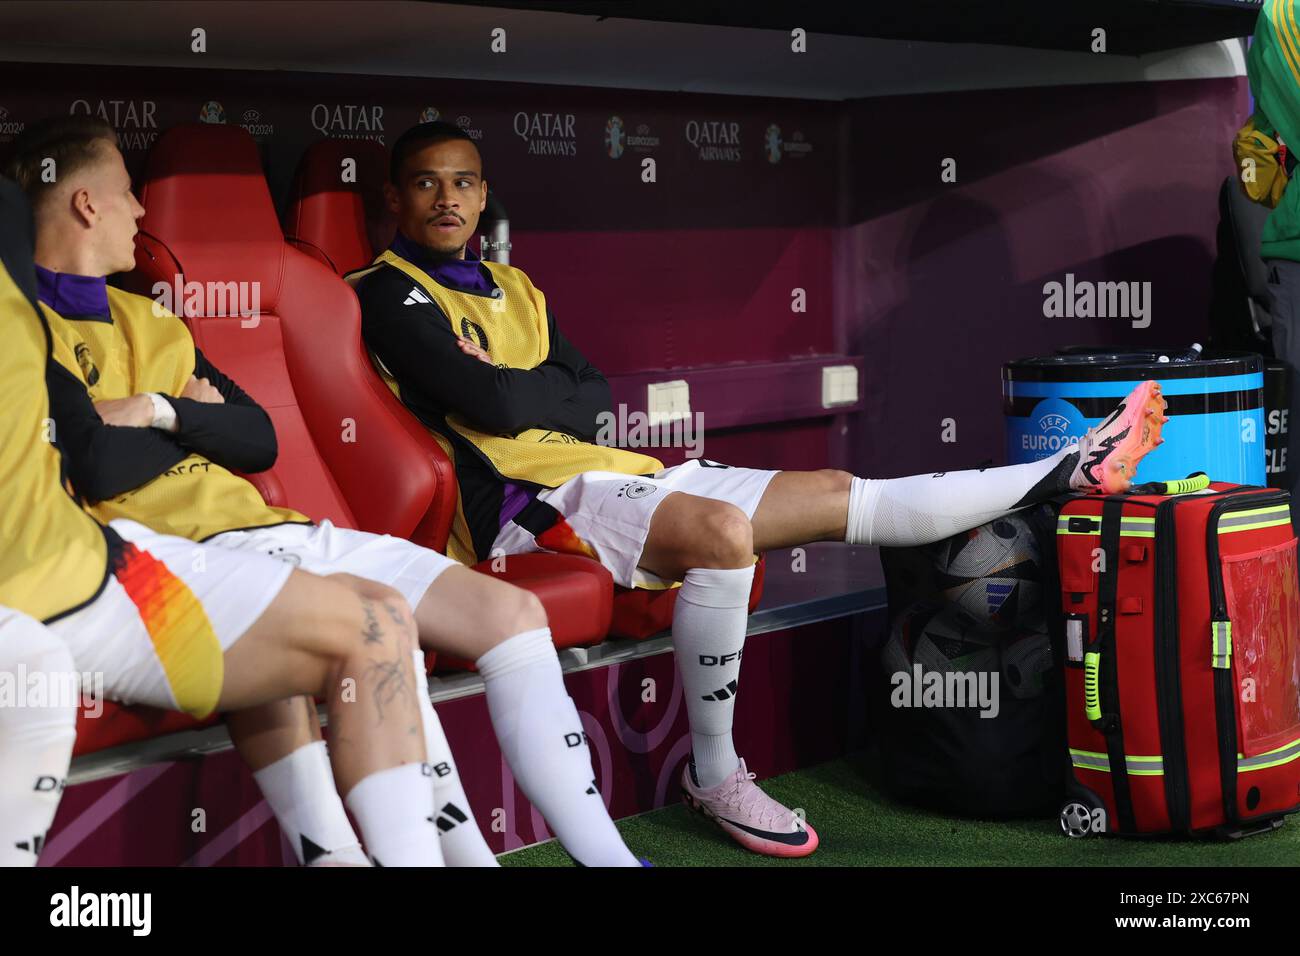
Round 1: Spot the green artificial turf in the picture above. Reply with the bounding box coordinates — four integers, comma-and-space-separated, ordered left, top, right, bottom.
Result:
500, 752, 1300, 867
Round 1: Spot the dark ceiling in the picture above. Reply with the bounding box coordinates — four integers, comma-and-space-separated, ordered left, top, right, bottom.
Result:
436, 0, 1263, 56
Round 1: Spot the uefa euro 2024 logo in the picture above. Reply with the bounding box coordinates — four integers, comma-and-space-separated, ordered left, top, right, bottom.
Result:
765, 124, 782, 164
198, 101, 225, 124
1023, 396, 1085, 457
605, 116, 625, 159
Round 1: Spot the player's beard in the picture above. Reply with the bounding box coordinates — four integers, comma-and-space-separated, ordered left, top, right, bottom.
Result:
423, 235, 468, 260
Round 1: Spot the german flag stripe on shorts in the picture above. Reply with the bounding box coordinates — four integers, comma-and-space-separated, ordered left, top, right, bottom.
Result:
110, 543, 224, 718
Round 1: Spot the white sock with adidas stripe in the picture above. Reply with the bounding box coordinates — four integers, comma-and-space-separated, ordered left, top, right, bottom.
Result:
477, 628, 639, 867
671, 565, 755, 790
411, 650, 499, 867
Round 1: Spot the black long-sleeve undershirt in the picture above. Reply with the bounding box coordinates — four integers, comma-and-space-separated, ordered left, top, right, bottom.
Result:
357, 265, 613, 441
357, 263, 617, 559
45, 347, 277, 503
164, 350, 279, 471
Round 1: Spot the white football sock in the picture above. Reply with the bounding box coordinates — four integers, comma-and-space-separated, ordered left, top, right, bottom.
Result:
845, 446, 1076, 547
252, 740, 369, 867
344, 762, 444, 867
0, 616, 78, 867
670, 565, 755, 789
411, 650, 498, 867
477, 628, 638, 867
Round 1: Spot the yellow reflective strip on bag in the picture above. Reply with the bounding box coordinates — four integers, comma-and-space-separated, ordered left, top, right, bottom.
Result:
1238, 737, 1300, 772
1125, 755, 1166, 776
1217, 505, 1293, 534
1068, 749, 1164, 775
1069, 748, 1110, 772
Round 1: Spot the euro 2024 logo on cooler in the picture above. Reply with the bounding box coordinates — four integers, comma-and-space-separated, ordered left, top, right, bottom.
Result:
605, 115, 625, 159
198, 101, 226, 124
1022, 396, 1087, 459
765, 124, 783, 164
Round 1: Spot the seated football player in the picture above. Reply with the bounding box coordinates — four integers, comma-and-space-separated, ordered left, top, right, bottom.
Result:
10, 116, 643, 867
0, 607, 78, 866
0, 176, 448, 868
352, 120, 1169, 858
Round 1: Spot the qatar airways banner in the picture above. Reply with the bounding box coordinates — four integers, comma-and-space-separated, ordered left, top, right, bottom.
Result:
0, 61, 836, 231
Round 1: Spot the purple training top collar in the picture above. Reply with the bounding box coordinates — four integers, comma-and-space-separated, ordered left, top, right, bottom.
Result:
389, 231, 495, 294
35, 265, 111, 320
387, 234, 536, 519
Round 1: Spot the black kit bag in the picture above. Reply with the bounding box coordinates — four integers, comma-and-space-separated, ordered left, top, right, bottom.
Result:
872, 501, 1069, 818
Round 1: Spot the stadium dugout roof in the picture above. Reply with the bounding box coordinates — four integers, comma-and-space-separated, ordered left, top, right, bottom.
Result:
0, 0, 1259, 101
444, 0, 1264, 56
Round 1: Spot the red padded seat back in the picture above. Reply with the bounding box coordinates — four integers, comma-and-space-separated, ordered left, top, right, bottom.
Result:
278, 135, 763, 637
283, 138, 394, 276
128, 123, 437, 537
281, 138, 458, 546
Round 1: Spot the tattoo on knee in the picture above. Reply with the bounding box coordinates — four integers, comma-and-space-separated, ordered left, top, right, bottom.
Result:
360, 599, 383, 645
363, 648, 415, 723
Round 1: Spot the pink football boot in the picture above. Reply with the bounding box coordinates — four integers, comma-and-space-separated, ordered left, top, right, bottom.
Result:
681, 759, 819, 858
1070, 380, 1169, 495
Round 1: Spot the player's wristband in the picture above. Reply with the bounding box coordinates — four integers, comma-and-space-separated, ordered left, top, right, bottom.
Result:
147, 392, 179, 432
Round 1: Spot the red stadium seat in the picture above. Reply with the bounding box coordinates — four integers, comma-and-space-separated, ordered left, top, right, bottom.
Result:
283, 140, 765, 640
58, 124, 610, 759
129, 124, 428, 540
72, 705, 219, 759
128, 123, 611, 646
609, 555, 766, 639
283, 138, 394, 277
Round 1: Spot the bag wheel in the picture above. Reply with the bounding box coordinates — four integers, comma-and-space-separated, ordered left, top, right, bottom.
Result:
1059, 801, 1096, 838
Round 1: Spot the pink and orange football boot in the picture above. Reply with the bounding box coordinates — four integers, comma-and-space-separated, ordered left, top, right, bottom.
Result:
1070, 380, 1169, 495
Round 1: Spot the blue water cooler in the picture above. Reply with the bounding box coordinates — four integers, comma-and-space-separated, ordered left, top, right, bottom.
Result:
1003, 350, 1266, 486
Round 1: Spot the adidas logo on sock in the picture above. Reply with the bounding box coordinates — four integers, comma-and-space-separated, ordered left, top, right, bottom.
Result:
14, 833, 44, 856
702, 680, 738, 702
404, 287, 432, 306
429, 802, 469, 833
301, 834, 327, 865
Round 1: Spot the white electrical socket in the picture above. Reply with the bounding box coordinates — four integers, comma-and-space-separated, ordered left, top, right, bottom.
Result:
821, 365, 858, 408
647, 379, 691, 425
